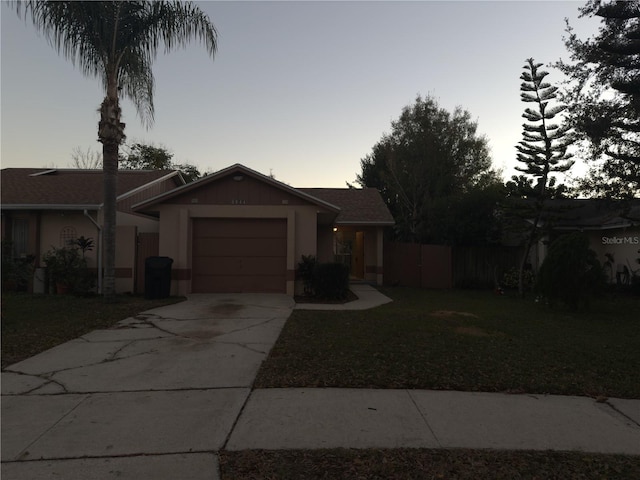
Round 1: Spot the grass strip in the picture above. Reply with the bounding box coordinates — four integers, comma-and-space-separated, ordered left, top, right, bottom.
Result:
220, 448, 640, 479
1, 293, 182, 368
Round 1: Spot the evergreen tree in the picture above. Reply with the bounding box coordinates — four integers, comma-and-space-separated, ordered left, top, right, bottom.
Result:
556, 0, 640, 197
512, 58, 574, 296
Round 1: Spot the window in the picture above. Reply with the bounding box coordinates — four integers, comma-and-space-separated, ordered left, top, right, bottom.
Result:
60, 226, 77, 247
12, 218, 29, 258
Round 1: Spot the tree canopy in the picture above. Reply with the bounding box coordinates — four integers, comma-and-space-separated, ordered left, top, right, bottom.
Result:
556, 0, 640, 197
356, 95, 501, 245
119, 142, 201, 182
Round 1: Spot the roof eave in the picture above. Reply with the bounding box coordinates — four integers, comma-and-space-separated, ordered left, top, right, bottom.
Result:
1, 204, 101, 211
335, 220, 395, 226
116, 171, 184, 202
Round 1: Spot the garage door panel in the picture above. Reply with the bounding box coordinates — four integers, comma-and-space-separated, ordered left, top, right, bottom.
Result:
192, 274, 286, 294
191, 218, 287, 293
193, 219, 286, 238
193, 257, 285, 276
192, 238, 286, 257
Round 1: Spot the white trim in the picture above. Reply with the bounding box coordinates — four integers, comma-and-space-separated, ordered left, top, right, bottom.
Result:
116, 171, 184, 202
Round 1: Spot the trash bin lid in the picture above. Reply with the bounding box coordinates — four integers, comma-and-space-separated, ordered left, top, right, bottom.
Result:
145, 256, 173, 268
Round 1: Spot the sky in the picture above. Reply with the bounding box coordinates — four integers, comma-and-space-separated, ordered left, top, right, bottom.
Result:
1, 1, 601, 188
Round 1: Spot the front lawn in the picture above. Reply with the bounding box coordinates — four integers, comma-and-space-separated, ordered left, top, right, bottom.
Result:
220, 449, 640, 479
1, 293, 183, 368
255, 287, 640, 398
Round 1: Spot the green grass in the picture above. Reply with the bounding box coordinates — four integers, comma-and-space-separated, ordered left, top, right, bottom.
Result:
1, 293, 183, 368
255, 287, 640, 398
219, 449, 640, 479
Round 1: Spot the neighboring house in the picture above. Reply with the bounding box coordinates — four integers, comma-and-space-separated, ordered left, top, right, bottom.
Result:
534, 199, 640, 283
133, 163, 394, 296
1, 168, 185, 293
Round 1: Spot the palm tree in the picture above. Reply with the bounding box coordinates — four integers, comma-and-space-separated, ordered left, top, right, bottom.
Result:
15, 1, 217, 301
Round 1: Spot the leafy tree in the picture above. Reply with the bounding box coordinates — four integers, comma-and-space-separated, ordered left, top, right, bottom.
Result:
16, 1, 217, 300
556, 0, 640, 198
357, 95, 501, 245
509, 58, 574, 296
120, 142, 201, 182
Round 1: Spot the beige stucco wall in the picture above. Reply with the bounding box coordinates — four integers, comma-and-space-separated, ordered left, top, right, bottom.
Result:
115, 225, 137, 293
117, 211, 159, 233
40, 211, 100, 269
316, 226, 334, 263
37, 211, 144, 294
155, 204, 320, 296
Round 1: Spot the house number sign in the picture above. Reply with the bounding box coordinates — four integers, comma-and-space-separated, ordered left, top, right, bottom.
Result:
231, 199, 247, 205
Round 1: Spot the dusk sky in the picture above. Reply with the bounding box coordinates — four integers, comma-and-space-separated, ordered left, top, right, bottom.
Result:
1, 1, 600, 188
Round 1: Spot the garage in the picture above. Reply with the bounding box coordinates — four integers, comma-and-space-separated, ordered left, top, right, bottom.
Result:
191, 218, 287, 293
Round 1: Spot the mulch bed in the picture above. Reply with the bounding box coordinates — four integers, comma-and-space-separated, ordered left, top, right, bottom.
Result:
294, 289, 358, 304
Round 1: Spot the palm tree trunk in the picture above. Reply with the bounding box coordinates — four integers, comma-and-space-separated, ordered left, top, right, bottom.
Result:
98, 89, 125, 302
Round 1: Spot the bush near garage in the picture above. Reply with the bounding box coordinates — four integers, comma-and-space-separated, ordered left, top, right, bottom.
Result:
313, 262, 350, 300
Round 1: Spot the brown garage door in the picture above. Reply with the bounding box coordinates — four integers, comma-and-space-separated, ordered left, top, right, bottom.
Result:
192, 218, 287, 293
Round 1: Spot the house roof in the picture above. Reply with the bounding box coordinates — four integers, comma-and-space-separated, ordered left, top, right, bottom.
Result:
1, 168, 183, 210
132, 164, 342, 214
539, 199, 640, 231
299, 188, 395, 226
133, 163, 395, 227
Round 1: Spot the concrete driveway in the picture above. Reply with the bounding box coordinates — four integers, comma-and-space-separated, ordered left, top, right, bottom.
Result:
1, 293, 294, 480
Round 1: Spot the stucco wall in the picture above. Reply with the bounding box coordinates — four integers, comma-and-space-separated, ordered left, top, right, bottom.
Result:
40, 211, 100, 269
117, 211, 159, 233
155, 204, 320, 296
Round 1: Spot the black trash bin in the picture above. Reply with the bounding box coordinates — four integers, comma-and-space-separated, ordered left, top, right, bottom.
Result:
145, 256, 173, 299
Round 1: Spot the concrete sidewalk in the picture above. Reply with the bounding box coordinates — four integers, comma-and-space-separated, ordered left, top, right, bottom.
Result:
294, 283, 393, 310
227, 388, 640, 455
2, 288, 639, 480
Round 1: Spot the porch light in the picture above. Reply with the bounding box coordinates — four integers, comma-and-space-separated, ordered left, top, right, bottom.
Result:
333, 227, 338, 232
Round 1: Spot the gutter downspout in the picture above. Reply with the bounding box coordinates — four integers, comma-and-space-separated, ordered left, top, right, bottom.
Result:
84, 210, 103, 294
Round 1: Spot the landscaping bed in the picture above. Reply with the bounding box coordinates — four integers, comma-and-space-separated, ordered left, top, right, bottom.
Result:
219, 448, 640, 479
1, 293, 183, 368
255, 287, 640, 398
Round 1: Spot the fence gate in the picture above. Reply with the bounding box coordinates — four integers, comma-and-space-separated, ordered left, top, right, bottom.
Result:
135, 232, 159, 294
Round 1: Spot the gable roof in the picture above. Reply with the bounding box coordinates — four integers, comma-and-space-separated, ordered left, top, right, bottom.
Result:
1, 168, 183, 210
132, 164, 395, 227
299, 188, 395, 226
132, 163, 342, 214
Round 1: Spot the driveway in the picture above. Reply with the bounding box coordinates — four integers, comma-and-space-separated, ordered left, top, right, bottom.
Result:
1, 293, 294, 480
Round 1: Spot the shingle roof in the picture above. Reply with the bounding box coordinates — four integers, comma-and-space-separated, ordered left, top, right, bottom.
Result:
1, 168, 177, 208
299, 188, 395, 225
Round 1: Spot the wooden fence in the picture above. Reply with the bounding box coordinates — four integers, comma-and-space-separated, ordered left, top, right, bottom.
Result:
384, 241, 522, 289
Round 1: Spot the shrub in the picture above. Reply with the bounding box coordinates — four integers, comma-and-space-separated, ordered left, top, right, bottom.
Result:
536, 232, 605, 309
313, 262, 350, 300
42, 245, 93, 294
502, 267, 534, 291
297, 255, 317, 296
1, 240, 34, 292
